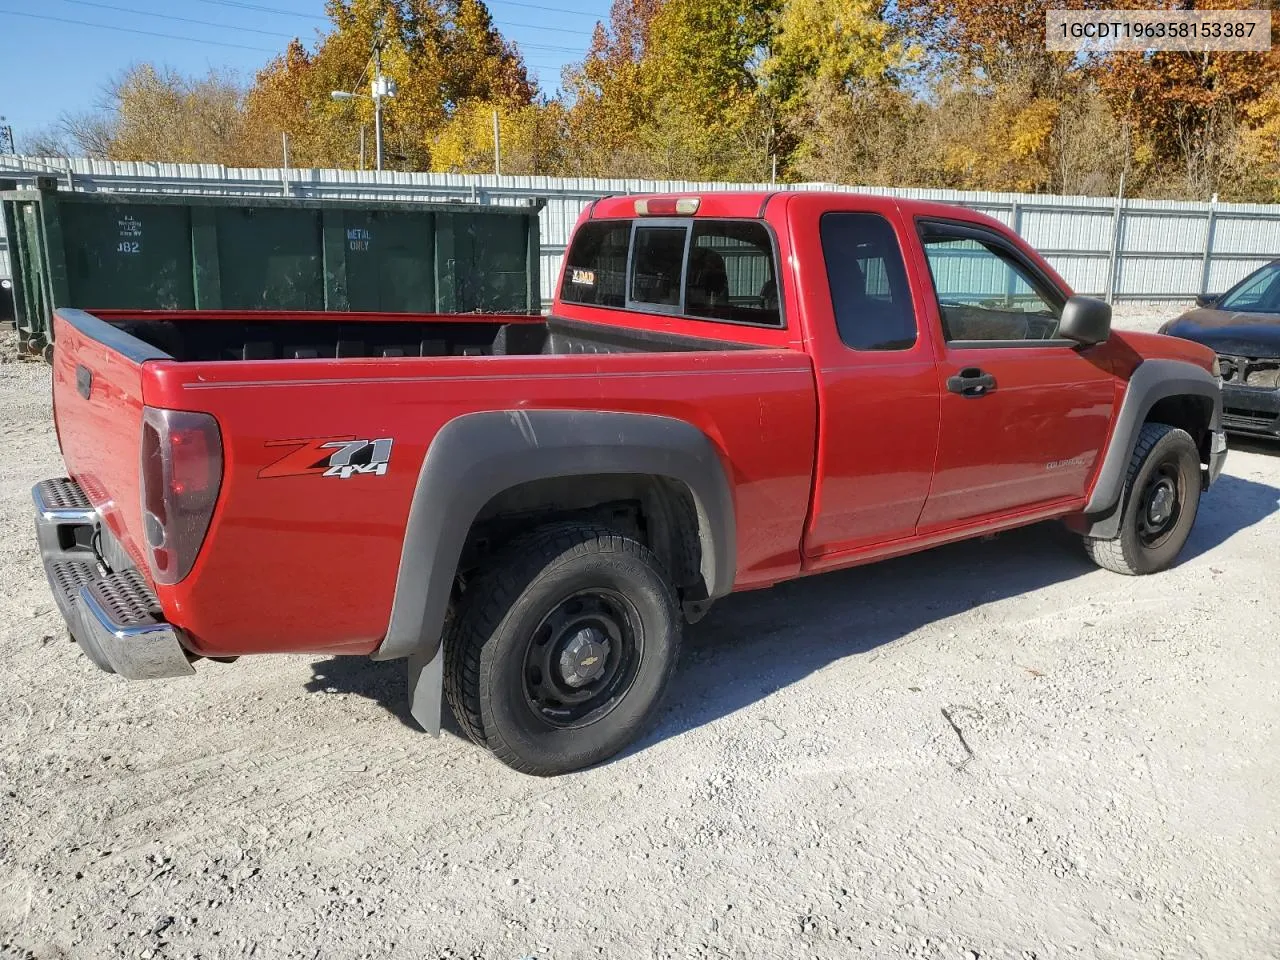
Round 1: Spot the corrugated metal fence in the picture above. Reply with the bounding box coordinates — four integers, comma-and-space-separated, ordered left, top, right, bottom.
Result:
3, 156, 1278, 308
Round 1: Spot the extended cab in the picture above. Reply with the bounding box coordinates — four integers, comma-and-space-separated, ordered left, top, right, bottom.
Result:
34, 192, 1227, 774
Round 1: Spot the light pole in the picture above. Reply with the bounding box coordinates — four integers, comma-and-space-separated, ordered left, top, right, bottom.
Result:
331, 48, 395, 171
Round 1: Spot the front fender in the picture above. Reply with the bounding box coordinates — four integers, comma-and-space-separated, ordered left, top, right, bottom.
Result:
374, 409, 736, 664
1083, 358, 1222, 537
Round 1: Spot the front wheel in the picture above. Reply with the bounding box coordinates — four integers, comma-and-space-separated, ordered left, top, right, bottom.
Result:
1083, 422, 1202, 575
443, 522, 681, 776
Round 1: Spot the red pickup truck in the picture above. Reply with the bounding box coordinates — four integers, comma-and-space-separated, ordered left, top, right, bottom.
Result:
34, 191, 1226, 775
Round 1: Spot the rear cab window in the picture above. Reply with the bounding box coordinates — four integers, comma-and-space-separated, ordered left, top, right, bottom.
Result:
631, 227, 686, 307
561, 221, 629, 308
818, 212, 917, 351
560, 216, 782, 328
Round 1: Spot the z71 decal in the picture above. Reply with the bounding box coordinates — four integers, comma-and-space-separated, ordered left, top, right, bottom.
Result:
259, 437, 394, 480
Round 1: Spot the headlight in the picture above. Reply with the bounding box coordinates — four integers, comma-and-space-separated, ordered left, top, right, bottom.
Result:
1212, 357, 1223, 380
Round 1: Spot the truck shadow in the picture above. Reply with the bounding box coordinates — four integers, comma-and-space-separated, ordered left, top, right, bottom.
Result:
1182, 471, 1280, 561
304, 656, 466, 737
640, 472, 1278, 755
305, 656, 420, 731
303, 474, 1277, 751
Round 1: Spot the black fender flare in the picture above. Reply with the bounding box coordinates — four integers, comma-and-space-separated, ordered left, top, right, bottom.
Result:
1082, 358, 1222, 538
374, 409, 737, 663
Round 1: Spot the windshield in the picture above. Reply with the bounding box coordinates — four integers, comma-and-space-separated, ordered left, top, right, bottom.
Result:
1219, 262, 1280, 313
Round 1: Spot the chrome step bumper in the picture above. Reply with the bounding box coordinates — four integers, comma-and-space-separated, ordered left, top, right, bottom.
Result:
33, 478, 194, 680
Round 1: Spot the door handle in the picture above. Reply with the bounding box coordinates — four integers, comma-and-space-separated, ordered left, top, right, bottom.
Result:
946, 367, 996, 397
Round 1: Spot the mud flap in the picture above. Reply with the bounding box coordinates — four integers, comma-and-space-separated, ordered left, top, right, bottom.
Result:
407, 645, 444, 736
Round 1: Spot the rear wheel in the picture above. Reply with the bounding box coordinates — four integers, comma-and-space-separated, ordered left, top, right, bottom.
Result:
1083, 423, 1202, 575
444, 522, 681, 775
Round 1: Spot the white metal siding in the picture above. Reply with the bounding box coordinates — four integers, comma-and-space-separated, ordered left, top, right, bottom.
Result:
1, 157, 1277, 305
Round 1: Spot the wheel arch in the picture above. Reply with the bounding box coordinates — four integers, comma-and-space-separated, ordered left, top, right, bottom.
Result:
375, 409, 736, 665
1081, 358, 1221, 539
462, 472, 710, 607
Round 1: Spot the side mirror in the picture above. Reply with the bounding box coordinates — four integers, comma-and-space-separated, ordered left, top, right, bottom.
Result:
1058, 295, 1111, 346
1195, 293, 1219, 308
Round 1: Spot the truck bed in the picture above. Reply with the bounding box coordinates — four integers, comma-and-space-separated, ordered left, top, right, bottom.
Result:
92, 310, 759, 362
50, 307, 817, 660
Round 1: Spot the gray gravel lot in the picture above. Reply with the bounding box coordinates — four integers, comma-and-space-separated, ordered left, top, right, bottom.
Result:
2, 307, 1278, 959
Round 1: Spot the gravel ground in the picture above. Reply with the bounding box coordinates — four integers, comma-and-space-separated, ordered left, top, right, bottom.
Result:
1108, 303, 1187, 335
2, 311, 1278, 960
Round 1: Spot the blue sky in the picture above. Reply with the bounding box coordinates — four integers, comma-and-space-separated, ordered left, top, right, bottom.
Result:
0, 0, 612, 144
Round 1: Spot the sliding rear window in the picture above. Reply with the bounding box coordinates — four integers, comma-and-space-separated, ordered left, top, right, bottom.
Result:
561, 221, 630, 308
560, 218, 782, 327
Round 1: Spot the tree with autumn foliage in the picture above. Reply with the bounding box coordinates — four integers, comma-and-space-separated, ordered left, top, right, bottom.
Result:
243, 0, 537, 170
762, 0, 920, 180
430, 98, 569, 174
1089, 0, 1280, 199
640, 0, 779, 180
1239, 83, 1280, 199
21, 64, 259, 164
560, 0, 779, 180
896, 0, 1124, 194
21, 0, 1280, 201
562, 0, 664, 176
559, 0, 913, 180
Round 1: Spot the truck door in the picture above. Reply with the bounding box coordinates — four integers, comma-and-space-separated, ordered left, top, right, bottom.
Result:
798, 202, 942, 558
912, 219, 1115, 529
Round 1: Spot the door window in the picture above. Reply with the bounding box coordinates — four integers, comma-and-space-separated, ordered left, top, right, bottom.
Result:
921, 232, 1063, 343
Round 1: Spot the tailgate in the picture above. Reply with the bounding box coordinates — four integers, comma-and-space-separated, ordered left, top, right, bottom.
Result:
51, 309, 161, 575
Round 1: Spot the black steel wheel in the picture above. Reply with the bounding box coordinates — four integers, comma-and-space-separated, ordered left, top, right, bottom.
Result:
521, 588, 643, 729
1134, 461, 1185, 549
444, 522, 681, 776
1084, 423, 1202, 575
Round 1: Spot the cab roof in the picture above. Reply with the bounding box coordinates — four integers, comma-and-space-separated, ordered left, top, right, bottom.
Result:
587, 191, 1014, 235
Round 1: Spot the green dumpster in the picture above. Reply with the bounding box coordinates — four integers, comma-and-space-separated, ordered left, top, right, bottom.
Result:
0, 177, 543, 354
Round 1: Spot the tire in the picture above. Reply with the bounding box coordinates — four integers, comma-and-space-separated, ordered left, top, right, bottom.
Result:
443, 522, 681, 776
1083, 422, 1202, 575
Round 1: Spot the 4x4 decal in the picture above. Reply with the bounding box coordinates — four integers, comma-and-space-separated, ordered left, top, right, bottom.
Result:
259, 437, 394, 479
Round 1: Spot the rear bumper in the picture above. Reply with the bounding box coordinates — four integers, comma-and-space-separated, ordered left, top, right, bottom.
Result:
33, 478, 194, 680
1221, 383, 1280, 437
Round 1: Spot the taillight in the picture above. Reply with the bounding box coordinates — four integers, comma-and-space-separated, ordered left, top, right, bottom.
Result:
140, 407, 223, 585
